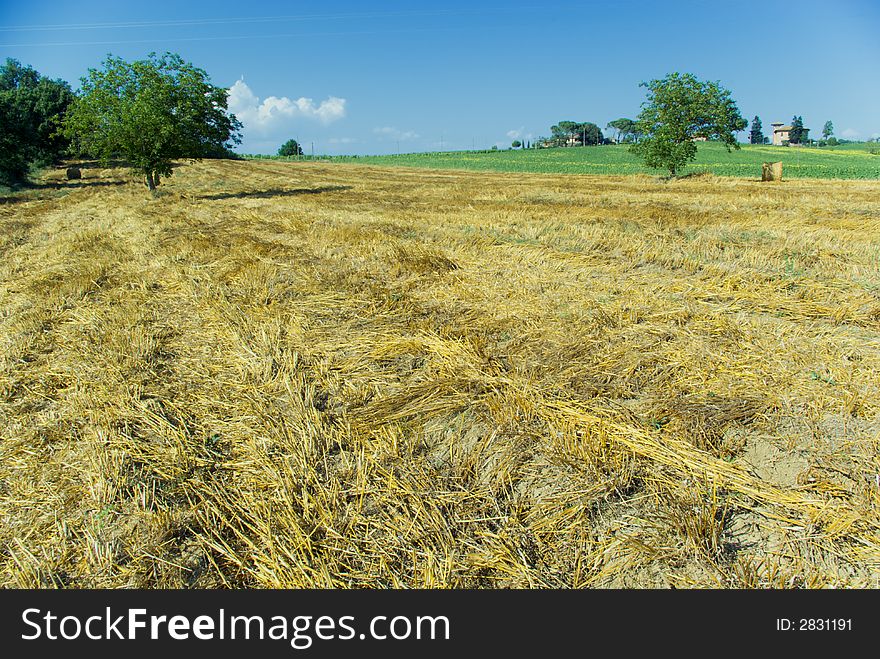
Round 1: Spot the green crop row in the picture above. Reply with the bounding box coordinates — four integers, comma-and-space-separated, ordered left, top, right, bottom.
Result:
246, 142, 880, 179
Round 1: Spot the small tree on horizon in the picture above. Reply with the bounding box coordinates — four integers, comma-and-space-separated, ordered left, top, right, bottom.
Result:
64, 52, 242, 193
630, 72, 747, 177
278, 139, 304, 156
749, 115, 764, 145
511, 139, 522, 148
822, 120, 834, 140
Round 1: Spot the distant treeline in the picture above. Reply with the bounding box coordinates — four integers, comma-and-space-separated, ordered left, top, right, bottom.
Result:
529, 119, 641, 149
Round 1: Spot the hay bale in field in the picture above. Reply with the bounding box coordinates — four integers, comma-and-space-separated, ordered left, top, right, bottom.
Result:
66, 166, 82, 180
761, 161, 782, 181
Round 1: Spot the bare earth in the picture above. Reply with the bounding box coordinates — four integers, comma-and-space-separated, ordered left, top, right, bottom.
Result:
1, 159, 879, 587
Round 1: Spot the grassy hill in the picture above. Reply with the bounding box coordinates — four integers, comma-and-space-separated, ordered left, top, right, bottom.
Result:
251, 141, 880, 179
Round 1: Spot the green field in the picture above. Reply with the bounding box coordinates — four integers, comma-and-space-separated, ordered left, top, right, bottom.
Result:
249, 141, 880, 179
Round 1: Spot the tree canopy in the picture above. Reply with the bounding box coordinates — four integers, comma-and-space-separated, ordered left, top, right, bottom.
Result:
0, 58, 74, 186
630, 72, 747, 176
606, 118, 638, 143
278, 139, 303, 157
788, 116, 806, 145
63, 52, 242, 191
550, 121, 603, 146
822, 120, 834, 140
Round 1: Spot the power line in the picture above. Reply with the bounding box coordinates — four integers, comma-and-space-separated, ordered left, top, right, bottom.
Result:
0, 22, 543, 48
0, 6, 549, 32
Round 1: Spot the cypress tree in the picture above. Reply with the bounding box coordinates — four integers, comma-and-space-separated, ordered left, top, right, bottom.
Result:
749, 116, 764, 145
789, 116, 804, 144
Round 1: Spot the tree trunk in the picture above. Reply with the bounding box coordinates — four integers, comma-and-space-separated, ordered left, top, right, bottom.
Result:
145, 171, 156, 190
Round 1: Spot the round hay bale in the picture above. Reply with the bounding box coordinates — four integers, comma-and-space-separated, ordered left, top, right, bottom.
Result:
761, 162, 782, 182
66, 166, 82, 180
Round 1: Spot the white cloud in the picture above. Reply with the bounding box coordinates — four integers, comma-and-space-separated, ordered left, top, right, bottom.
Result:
328, 137, 356, 144
227, 79, 346, 134
228, 78, 259, 110
374, 126, 419, 141
506, 127, 525, 140
840, 127, 860, 139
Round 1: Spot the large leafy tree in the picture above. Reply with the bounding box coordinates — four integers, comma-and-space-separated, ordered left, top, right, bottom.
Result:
0, 59, 74, 186
749, 115, 764, 145
64, 52, 242, 191
0, 88, 29, 185
630, 72, 747, 176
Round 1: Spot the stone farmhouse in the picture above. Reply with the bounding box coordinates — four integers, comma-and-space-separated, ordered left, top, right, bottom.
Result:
770, 122, 810, 145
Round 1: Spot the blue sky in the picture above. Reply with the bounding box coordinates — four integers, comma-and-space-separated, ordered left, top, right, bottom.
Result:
2, 0, 878, 154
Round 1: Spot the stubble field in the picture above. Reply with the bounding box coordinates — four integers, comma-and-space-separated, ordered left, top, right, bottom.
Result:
1, 159, 879, 588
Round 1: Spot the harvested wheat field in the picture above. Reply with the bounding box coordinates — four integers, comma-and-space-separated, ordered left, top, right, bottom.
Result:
2, 158, 879, 588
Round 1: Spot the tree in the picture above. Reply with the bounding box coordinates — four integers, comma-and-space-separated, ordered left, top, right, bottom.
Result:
550, 121, 578, 146
749, 115, 764, 145
822, 120, 834, 140
64, 52, 242, 192
788, 116, 805, 144
0, 87, 29, 186
550, 120, 603, 146
278, 139, 303, 156
511, 139, 522, 148
578, 122, 603, 146
606, 118, 637, 143
0, 59, 74, 186
630, 72, 747, 176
